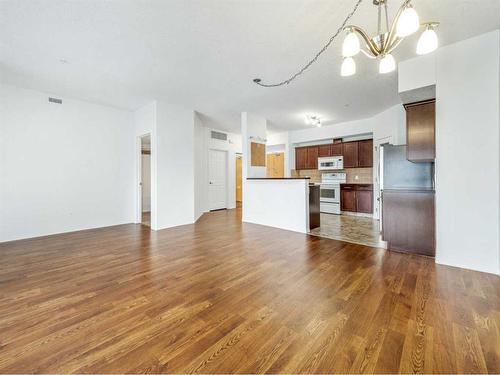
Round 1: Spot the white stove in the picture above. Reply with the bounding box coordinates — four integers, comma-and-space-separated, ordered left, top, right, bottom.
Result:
320, 173, 346, 214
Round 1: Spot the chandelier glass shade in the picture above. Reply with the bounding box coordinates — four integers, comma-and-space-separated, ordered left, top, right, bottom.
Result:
340, 0, 439, 77
341, 57, 357, 76
417, 23, 439, 55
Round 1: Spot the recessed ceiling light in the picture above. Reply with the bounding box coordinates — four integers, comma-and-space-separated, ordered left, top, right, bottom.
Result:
59, 59, 68, 64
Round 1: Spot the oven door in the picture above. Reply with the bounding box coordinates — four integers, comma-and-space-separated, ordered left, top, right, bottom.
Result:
320, 185, 339, 203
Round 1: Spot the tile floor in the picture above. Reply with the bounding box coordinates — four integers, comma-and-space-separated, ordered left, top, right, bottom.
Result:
310, 213, 385, 248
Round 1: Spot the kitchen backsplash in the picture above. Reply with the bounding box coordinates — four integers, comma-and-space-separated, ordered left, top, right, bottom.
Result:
292, 167, 373, 184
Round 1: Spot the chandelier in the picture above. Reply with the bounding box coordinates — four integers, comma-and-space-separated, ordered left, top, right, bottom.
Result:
341, 0, 439, 76
253, 0, 439, 87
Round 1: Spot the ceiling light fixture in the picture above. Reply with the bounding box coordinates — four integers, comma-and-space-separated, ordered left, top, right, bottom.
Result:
306, 115, 322, 127
340, 0, 439, 77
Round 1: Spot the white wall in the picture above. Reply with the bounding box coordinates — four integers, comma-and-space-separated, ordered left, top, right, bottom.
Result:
435, 31, 500, 275
194, 113, 206, 220
241, 112, 267, 180
398, 53, 436, 93
153, 100, 195, 230
0, 84, 135, 242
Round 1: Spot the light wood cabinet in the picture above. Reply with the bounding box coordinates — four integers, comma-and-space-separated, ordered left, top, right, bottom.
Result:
266, 153, 284, 178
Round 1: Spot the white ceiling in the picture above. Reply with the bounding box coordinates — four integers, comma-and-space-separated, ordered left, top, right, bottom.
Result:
1, 0, 500, 133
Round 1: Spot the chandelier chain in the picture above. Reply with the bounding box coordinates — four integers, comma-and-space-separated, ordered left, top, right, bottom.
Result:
253, 0, 364, 88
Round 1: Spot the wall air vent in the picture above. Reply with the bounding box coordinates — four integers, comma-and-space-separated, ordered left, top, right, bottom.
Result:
211, 130, 227, 141
48, 97, 62, 104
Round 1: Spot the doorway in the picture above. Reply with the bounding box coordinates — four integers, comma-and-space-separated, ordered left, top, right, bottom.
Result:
236, 154, 242, 207
139, 134, 151, 227
208, 149, 227, 210
266, 152, 284, 178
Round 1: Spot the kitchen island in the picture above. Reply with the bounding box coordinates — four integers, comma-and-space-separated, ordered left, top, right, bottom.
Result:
244, 177, 319, 233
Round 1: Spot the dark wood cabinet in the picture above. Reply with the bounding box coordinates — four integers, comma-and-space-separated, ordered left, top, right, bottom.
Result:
382, 190, 435, 256
356, 189, 373, 213
341, 184, 373, 213
331, 143, 343, 156
405, 100, 435, 162
307, 146, 318, 169
309, 185, 320, 230
295, 138, 373, 169
318, 144, 331, 157
342, 141, 359, 168
358, 139, 373, 168
295, 147, 308, 170
340, 188, 357, 212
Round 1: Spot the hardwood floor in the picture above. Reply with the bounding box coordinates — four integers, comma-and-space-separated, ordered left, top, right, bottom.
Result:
0, 208, 498, 373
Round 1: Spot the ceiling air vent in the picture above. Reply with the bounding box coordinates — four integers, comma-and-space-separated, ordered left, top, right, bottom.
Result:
211, 130, 227, 141
48, 97, 62, 104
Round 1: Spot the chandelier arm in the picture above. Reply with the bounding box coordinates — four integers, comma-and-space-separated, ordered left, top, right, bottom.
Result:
348, 25, 382, 56
360, 49, 377, 59
384, 0, 412, 54
384, 37, 404, 55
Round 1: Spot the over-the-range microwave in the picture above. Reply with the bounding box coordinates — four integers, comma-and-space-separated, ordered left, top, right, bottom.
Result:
318, 156, 343, 170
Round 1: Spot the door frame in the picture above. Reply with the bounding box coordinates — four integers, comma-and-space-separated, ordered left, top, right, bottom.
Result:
136, 133, 152, 224
208, 148, 228, 211
374, 136, 393, 222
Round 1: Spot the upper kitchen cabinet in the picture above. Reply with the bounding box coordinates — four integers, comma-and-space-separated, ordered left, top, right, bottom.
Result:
307, 146, 319, 169
295, 147, 308, 170
358, 139, 373, 168
342, 141, 359, 168
318, 144, 331, 157
405, 100, 436, 162
331, 143, 343, 156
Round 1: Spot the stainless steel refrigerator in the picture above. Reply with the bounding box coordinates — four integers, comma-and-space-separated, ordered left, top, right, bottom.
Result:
380, 144, 434, 191
378, 144, 434, 233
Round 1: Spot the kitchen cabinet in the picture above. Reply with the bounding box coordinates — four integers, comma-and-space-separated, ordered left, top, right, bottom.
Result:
307, 146, 319, 169
356, 189, 373, 213
382, 189, 435, 256
309, 184, 320, 230
342, 141, 359, 168
295, 138, 373, 170
318, 144, 331, 157
266, 153, 284, 178
340, 184, 373, 213
295, 147, 308, 170
331, 143, 343, 156
358, 139, 373, 168
340, 187, 357, 212
405, 100, 435, 162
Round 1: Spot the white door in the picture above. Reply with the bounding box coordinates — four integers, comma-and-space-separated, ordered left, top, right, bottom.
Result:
209, 149, 227, 210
